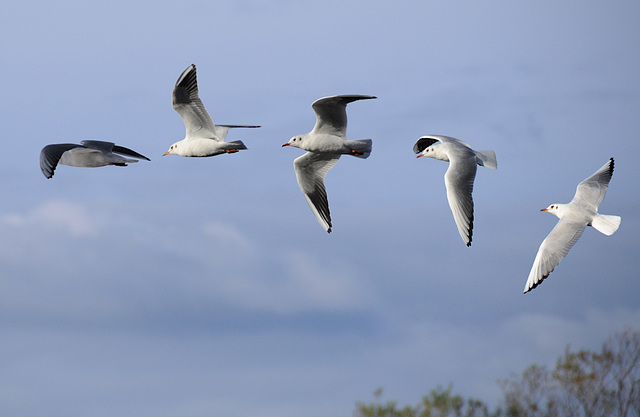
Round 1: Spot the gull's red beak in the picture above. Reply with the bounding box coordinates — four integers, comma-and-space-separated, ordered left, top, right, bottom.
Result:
282, 143, 290, 147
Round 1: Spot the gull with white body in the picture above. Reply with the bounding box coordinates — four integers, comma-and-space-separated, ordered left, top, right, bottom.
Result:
414, 135, 497, 246
164, 64, 259, 157
523, 158, 621, 293
40, 140, 150, 179
282, 94, 376, 233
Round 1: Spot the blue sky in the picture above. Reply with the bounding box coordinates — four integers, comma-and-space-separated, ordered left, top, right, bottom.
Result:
1, 1, 639, 416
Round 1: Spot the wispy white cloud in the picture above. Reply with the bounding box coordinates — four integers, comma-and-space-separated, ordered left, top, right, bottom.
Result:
0, 200, 375, 329
215, 249, 374, 314
1, 199, 102, 238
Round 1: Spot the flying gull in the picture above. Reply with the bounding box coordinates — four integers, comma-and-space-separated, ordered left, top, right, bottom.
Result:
282, 94, 376, 233
523, 158, 621, 293
164, 64, 260, 157
414, 135, 497, 246
40, 140, 150, 179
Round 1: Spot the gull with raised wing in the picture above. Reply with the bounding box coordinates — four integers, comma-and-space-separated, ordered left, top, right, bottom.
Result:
164, 64, 260, 157
523, 158, 621, 293
282, 94, 376, 233
40, 140, 150, 179
414, 135, 497, 246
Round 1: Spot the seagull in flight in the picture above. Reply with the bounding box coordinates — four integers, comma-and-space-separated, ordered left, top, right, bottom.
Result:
523, 158, 621, 293
40, 140, 150, 179
414, 135, 497, 246
282, 94, 376, 233
164, 64, 260, 157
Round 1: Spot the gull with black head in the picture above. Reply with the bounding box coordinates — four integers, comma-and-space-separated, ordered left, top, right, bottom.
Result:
414, 135, 497, 246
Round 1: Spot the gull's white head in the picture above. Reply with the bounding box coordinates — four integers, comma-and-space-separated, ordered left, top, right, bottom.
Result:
541, 204, 565, 219
282, 135, 304, 149
163, 142, 180, 156
416, 144, 440, 158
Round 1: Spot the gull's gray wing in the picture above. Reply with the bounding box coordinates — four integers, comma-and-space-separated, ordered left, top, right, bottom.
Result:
293, 152, 341, 233
39, 143, 80, 179
572, 158, 614, 209
523, 217, 587, 293
172, 64, 217, 140
213, 125, 261, 141
79, 140, 115, 152
444, 154, 477, 246
81, 140, 150, 161
311, 95, 376, 136
112, 145, 150, 161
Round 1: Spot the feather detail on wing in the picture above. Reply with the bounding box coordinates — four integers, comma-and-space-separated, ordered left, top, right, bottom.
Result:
572, 158, 614, 208
172, 64, 217, 139
311, 95, 376, 136
79, 140, 150, 161
39, 144, 79, 179
293, 152, 341, 233
524, 218, 587, 293
444, 157, 477, 246
213, 125, 261, 141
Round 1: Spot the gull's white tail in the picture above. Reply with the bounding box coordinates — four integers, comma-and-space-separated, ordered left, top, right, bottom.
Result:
347, 139, 373, 159
223, 140, 248, 151
475, 150, 497, 169
591, 214, 621, 236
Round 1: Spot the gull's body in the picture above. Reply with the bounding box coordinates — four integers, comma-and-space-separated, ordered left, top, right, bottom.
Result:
282, 94, 376, 233
164, 64, 259, 157
414, 135, 497, 246
524, 158, 621, 293
40, 140, 150, 179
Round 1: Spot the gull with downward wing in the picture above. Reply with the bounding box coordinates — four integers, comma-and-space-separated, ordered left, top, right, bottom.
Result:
414, 135, 497, 247
523, 158, 621, 293
283, 94, 376, 233
40, 140, 150, 179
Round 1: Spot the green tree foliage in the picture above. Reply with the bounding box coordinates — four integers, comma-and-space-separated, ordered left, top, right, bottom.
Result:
355, 330, 640, 417
354, 385, 496, 417
499, 364, 554, 417
501, 329, 640, 417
